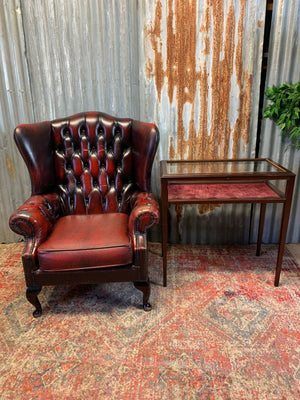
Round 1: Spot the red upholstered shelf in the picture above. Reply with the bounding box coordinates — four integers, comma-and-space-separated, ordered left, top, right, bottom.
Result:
168, 182, 280, 201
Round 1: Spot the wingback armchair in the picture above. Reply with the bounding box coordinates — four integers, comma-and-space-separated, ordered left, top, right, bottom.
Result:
9, 112, 160, 317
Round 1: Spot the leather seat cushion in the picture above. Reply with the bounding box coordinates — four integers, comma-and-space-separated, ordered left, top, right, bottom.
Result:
37, 213, 133, 271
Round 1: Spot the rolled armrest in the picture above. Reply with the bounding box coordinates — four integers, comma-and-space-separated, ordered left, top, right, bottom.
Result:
129, 192, 160, 235
9, 193, 61, 251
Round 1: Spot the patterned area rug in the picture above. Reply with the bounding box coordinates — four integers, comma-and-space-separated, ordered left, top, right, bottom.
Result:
0, 242, 299, 400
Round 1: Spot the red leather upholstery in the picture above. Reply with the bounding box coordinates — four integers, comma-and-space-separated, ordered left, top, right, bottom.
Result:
52, 113, 134, 214
168, 183, 280, 200
38, 214, 132, 271
9, 112, 160, 316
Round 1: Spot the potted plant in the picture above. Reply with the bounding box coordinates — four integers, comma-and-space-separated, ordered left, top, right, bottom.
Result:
263, 81, 300, 150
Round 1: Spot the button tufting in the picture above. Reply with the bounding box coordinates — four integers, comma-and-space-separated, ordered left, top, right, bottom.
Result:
62, 127, 70, 139
50, 113, 149, 215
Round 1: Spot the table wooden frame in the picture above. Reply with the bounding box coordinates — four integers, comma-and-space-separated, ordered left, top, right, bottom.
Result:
160, 158, 295, 287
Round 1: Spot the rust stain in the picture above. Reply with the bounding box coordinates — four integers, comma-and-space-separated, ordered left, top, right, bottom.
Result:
197, 2, 210, 159
145, 0, 253, 160
145, 0, 164, 101
167, 0, 198, 159
210, 1, 236, 159
198, 204, 221, 215
257, 19, 264, 28
6, 157, 17, 179
232, 0, 253, 155
169, 136, 176, 160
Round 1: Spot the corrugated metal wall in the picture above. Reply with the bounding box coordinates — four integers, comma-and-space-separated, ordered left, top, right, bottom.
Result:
0, 0, 33, 243
254, 0, 300, 243
20, 0, 141, 121
0, 0, 298, 244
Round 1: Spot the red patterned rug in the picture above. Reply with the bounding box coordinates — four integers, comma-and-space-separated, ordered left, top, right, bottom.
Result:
0, 242, 299, 399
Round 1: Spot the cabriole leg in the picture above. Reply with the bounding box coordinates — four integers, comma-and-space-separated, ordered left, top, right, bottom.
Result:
26, 286, 42, 318
134, 280, 152, 311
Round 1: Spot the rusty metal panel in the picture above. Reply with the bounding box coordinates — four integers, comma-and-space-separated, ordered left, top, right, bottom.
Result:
255, 0, 300, 243
141, 0, 267, 244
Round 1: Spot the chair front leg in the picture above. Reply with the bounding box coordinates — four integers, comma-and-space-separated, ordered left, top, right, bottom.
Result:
134, 280, 152, 311
26, 286, 42, 317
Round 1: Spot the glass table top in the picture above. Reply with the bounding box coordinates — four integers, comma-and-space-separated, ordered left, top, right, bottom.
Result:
162, 159, 289, 176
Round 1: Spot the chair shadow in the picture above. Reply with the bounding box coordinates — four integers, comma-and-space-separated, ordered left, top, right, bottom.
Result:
41, 282, 143, 316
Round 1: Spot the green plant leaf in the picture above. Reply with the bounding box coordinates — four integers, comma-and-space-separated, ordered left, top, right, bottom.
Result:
264, 81, 300, 150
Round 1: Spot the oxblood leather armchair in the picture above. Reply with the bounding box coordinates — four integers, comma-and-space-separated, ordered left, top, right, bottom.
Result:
9, 112, 160, 317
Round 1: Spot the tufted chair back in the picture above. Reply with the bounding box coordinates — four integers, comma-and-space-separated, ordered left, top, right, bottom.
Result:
14, 112, 159, 216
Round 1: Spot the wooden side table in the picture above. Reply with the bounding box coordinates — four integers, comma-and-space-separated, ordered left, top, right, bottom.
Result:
160, 158, 295, 287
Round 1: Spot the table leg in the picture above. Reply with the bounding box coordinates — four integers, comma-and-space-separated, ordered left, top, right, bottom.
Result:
161, 180, 168, 287
274, 176, 295, 286
256, 203, 266, 256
